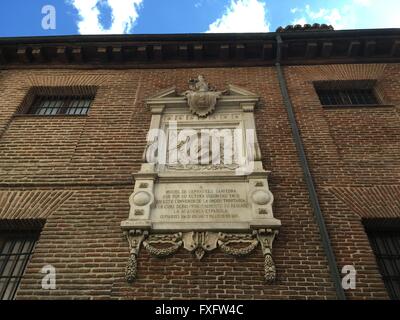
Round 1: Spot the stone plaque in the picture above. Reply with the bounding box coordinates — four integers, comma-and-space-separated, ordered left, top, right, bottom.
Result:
153, 182, 249, 227
121, 76, 281, 282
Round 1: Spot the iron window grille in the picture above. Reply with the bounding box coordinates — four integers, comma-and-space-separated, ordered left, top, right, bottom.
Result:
365, 227, 400, 300
0, 231, 40, 300
27, 95, 93, 116
316, 88, 379, 106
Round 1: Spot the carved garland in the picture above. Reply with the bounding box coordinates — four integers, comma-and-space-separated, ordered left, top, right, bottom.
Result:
124, 229, 278, 283
218, 239, 259, 256
142, 233, 183, 257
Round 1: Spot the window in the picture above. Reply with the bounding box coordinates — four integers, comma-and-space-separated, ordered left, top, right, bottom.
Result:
0, 231, 39, 300
27, 95, 93, 116
314, 80, 381, 107
17, 86, 97, 116
365, 221, 400, 300
317, 88, 378, 106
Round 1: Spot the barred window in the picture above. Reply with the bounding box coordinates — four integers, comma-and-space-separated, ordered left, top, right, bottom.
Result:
317, 88, 379, 106
27, 95, 93, 116
314, 80, 381, 107
0, 231, 39, 300
365, 222, 400, 300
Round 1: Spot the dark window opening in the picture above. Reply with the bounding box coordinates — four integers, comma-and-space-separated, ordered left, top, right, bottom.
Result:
314, 80, 381, 107
0, 231, 40, 300
27, 95, 93, 116
317, 88, 379, 106
364, 220, 400, 300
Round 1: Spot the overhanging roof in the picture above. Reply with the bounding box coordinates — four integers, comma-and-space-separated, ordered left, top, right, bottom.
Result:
0, 28, 399, 68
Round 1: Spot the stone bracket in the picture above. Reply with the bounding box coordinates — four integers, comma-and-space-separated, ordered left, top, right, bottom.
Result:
125, 229, 148, 283
257, 228, 279, 283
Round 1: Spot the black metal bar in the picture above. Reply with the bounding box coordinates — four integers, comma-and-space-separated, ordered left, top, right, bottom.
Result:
11, 239, 36, 300
0, 233, 39, 300
0, 253, 31, 257
0, 239, 18, 299
275, 34, 346, 300
367, 229, 400, 299
0, 240, 15, 282
28, 95, 93, 115
316, 88, 378, 106
3, 239, 26, 300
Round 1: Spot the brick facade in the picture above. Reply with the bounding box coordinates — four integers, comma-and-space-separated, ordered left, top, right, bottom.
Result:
0, 33, 399, 299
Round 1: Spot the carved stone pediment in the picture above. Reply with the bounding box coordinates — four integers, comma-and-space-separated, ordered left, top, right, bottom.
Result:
122, 76, 281, 283
145, 78, 260, 116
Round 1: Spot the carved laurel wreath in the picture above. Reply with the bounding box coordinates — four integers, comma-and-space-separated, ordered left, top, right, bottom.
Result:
142, 233, 183, 257
219, 239, 259, 256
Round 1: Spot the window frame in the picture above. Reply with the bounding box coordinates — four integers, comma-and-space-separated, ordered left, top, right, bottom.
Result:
316, 88, 380, 107
26, 95, 94, 116
0, 230, 40, 300
364, 220, 400, 300
15, 86, 97, 117
314, 80, 386, 108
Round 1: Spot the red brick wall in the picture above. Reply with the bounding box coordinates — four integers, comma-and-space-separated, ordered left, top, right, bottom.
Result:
0, 64, 398, 299
285, 63, 400, 299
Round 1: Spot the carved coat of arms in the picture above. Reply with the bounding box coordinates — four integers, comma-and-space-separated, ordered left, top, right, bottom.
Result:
183, 75, 222, 117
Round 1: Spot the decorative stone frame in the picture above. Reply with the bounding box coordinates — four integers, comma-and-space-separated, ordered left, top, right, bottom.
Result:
121, 78, 281, 282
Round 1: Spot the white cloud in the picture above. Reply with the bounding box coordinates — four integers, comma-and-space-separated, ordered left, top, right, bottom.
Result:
292, 17, 307, 26
290, 0, 400, 30
70, 0, 143, 34
305, 5, 327, 20
323, 8, 343, 28
292, 5, 347, 29
207, 0, 269, 33
353, 0, 372, 6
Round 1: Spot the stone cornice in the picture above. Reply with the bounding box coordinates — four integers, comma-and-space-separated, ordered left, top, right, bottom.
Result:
0, 28, 399, 68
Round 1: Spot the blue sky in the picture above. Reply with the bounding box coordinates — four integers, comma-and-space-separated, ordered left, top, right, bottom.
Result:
0, 0, 399, 37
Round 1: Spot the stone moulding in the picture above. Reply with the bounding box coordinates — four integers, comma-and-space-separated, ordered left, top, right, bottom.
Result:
122, 76, 281, 283
124, 229, 278, 283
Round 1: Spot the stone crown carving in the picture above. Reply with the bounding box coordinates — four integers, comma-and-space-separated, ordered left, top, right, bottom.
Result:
182, 75, 223, 117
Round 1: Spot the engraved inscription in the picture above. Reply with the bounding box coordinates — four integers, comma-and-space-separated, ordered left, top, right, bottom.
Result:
153, 184, 251, 222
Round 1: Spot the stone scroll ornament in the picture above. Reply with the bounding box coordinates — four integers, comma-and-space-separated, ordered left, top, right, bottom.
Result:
124, 229, 278, 283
